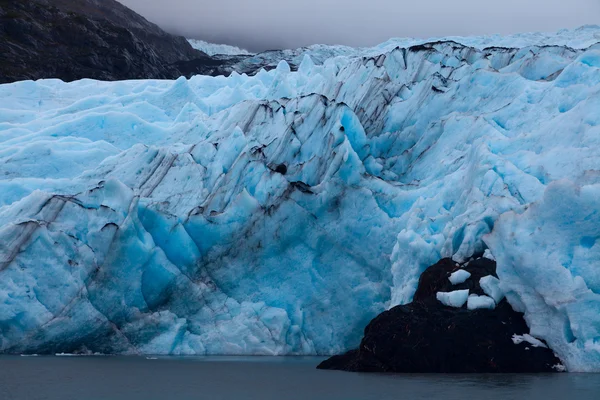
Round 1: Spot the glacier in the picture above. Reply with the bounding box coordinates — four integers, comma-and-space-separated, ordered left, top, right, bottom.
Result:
188, 39, 253, 56
1, 26, 600, 371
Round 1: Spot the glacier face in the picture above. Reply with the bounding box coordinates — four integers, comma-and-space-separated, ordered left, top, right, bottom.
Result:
1, 27, 600, 370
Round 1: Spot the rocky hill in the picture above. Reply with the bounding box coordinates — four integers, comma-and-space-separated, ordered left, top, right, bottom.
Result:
0, 0, 228, 83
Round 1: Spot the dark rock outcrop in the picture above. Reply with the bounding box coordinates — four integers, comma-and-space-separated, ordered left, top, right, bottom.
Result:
413, 256, 497, 301
318, 257, 563, 373
0, 0, 234, 83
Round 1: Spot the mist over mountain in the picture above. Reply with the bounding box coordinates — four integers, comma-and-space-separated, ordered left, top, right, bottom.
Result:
118, 0, 600, 52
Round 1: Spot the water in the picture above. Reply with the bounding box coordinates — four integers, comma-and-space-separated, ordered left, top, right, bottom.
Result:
1, 356, 599, 400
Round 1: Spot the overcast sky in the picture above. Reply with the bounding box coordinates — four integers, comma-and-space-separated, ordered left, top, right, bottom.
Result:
118, 0, 600, 52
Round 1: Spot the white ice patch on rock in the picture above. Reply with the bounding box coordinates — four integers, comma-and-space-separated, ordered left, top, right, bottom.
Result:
512, 334, 548, 348
448, 269, 471, 285
467, 294, 496, 310
436, 290, 470, 308
553, 364, 567, 372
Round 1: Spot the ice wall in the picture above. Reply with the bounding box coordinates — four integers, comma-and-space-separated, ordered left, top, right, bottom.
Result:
1, 27, 600, 370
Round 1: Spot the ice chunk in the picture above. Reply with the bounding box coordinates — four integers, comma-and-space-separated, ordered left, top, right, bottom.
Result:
483, 249, 495, 261
512, 334, 548, 348
436, 290, 470, 308
467, 294, 496, 310
448, 269, 471, 285
553, 364, 567, 372
479, 276, 505, 304
299, 55, 316, 75
276, 60, 291, 74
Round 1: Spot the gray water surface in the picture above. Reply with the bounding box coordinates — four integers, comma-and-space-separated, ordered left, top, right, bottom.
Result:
1, 356, 599, 400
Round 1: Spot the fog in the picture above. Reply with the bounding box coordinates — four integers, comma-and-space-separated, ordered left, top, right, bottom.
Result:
117, 0, 600, 52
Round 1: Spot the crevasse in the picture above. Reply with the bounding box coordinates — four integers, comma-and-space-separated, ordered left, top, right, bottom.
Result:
1, 26, 600, 371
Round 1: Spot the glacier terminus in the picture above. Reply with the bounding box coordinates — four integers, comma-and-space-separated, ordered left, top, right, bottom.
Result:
1, 26, 600, 372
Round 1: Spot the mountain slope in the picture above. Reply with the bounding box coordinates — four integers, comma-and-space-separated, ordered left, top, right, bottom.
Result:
0, 0, 223, 83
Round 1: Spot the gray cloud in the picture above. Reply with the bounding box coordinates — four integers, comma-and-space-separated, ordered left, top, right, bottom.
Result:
118, 0, 600, 52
